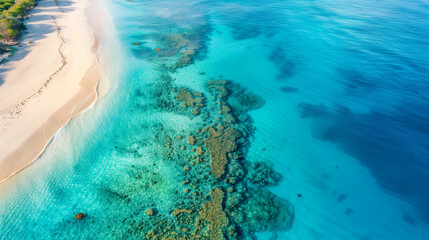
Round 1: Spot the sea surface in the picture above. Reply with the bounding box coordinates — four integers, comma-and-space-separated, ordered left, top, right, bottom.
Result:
1, 0, 429, 239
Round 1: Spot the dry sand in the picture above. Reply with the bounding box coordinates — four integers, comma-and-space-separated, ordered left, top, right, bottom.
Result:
0, 0, 100, 182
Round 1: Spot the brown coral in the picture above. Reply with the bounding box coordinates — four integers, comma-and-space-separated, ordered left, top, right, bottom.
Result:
204, 125, 241, 179
146, 208, 154, 216
207, 80, 227, 86
196, 147, 203, 156
206, 80, 229, 99
188, 136, 196, 145
173, 208, 193, 216
175, 88, 205, 117
196, 188, 228, 240
220, 104, 231, 115
175, 88, 204, 108
192, 107, 200, 116
214, 86, 228, 99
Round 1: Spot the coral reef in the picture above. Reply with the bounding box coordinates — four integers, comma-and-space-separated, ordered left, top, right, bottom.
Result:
168, 26, 211, 70
175, 88, 205, 116
131, 23, 211, 71
188, 136, 196, 145
100, 72, 293, 239
241, 188, 295, 232
204, 125, 241, 179
227, 85, 266, 115
175, 88, 204, 108
196, 188, 228, 240
248, 162, 281, 186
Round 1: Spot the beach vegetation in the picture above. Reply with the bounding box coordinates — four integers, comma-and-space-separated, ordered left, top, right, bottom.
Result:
0, 0, 35, 41
0, 0, 15, 12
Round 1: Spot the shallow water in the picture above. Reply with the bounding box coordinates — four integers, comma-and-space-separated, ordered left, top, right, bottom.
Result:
1, 0, 429, 239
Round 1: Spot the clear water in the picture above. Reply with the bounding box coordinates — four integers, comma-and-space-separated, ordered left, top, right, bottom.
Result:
1, 0, 429, 239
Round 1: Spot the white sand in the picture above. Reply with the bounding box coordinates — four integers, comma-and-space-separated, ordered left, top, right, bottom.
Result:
0, 0, 100, 182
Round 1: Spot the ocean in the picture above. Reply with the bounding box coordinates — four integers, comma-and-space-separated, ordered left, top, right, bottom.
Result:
1, 0, 429, 239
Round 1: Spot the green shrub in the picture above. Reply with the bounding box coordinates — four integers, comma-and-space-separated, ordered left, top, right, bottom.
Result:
7, 28, 18, 38
0, 0, 35, 41
0, 0, 16, 12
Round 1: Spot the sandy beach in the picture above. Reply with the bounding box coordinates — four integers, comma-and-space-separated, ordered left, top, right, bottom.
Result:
0, 0, 99, 182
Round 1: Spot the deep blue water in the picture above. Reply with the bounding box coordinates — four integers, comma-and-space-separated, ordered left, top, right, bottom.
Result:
1, 0, 429, 239
290, 0, 429, 224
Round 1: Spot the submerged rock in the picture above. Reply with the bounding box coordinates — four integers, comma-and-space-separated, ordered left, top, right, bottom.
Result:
75, 213, 84, 220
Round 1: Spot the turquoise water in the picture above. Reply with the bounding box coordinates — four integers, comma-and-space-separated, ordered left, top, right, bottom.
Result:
1, 0, 429, 239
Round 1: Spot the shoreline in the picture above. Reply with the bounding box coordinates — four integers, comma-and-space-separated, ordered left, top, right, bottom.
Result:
0, 0, 102, 183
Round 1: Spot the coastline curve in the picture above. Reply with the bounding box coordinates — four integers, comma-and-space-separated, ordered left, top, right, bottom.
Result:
0, 0, 106, 183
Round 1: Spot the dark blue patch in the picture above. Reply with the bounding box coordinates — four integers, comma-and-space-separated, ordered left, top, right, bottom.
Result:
280, 86, 299, 93
337, 193, 347, 202
300, 100, 429, 224
403, 212, 417, 226
232, 26, 262, 40
221, 9, 279, 40
338, 69, 377, 91
345, 208, 353, 216
269, 46, 296, 80
299, 103, 331, 119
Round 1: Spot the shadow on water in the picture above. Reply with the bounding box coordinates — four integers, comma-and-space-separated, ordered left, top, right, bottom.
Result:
299, 99, 429, 225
